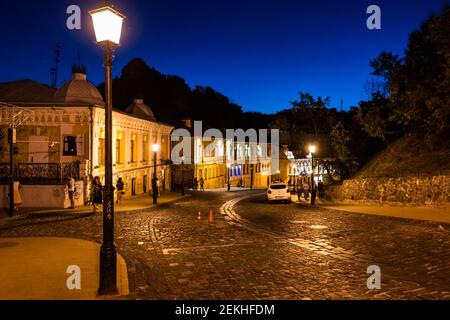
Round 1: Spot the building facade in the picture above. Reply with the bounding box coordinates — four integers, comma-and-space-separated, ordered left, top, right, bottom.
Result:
0, 70, 173, 208
171, 127, 274, 190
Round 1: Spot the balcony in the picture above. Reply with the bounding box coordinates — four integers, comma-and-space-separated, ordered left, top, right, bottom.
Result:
0, 162, 81, 185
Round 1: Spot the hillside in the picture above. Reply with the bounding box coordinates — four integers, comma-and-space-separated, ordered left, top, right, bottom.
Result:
355, 134, 450, 178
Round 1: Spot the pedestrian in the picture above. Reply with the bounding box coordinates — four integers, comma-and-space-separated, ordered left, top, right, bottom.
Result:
297, 179, 302, 201
200, 177, 205, 191
116, 177, 125, 204
311, 181, 317, 205
152, 176, 159, 196
92, 176, 103, 213
303, 181, 309, 201
318, 181, 325, 199
193, 177, 198, 191
67, 175, 75, 209
13, 179, 22, 212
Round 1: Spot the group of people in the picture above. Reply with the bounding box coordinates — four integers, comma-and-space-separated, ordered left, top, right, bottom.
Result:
192, 177, 205, 191
292, 178, 326, 204
89, 176, 125, 213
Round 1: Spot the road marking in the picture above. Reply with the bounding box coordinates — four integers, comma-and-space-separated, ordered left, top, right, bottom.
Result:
220, 196, 372, 263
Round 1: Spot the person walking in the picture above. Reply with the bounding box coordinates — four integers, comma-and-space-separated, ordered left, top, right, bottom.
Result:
193, 177, 198, 191
13, 180, 22, 212
200, 177, 205, 191
116, 177, 125, 204
311, 181, 317, 205
67, 175, 75, 209
318, 181, 325, 200
92, 176, 103, 213
303, 181, 309, 201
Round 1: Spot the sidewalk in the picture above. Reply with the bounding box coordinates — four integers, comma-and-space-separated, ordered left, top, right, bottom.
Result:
322, 203, 450, 224
0, 237, 129, 300
0, 192, 188, 221
295, 195, 450, 224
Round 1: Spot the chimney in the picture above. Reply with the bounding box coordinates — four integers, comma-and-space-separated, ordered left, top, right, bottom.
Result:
72, 64, 87, 80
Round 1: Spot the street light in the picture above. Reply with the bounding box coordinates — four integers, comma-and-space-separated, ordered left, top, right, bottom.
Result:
308, 145, 317, 205
250, 164, 254, 190
181, 156, 185, 196
90, 4, 125, 297
152, 144, 160, 204
293, 163, 297, 193
227, 163, 231, 192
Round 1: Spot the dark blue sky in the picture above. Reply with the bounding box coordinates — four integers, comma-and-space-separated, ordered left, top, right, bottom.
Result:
0, 0, 447, 113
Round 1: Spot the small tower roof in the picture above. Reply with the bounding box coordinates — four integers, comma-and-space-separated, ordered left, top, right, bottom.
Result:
125, 98, 157, 121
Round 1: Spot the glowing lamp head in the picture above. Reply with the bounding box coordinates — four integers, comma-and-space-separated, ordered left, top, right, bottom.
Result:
89, 6, 125, 45
152, 144, 160, 153
308, 145, 316, 154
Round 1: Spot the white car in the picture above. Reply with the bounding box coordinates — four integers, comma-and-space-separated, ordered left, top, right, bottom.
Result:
266, 183, 291, 203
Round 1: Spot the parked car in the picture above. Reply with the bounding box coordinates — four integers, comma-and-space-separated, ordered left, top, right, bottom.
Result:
266, 183, 291, 203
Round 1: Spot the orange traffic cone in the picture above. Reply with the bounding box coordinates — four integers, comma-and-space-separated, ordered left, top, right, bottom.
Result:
208, 208, 214, 223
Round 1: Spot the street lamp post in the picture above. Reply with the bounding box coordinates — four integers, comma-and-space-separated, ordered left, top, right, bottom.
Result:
250, 164, 254, 190
8, 128, 15, 217
181, 156, 185, 196
90, 5, 125, 296
308, 145, 317, 205
293, 164, 297, 194
152, 144, 160, 204
227, 163, 231, 192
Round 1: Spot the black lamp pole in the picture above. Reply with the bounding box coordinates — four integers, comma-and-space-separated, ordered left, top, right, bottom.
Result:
181, 159, 185, 196
292, 165, 297, 193
8, 128, 14, 217
250, 164, 254, 190
152, 150, 158, 204
310, 153, 315, 205
227, 165, 231, 192
98, 43, 118, 296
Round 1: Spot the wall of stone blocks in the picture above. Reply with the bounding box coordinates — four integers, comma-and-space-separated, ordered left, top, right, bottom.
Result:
326, 176, 450, 207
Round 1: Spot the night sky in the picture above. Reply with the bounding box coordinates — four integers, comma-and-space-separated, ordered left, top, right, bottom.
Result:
0, 0, 447, 114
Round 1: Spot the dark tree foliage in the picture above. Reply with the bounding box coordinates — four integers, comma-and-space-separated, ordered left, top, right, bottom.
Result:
97, 58, 271, 130
362, 5, 450, 138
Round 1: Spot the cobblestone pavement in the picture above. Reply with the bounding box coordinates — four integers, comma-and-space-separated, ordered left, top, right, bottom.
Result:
0, 190, 449, 300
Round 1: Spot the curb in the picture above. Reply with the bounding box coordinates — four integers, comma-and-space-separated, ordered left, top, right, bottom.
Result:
0, 194, 191, 228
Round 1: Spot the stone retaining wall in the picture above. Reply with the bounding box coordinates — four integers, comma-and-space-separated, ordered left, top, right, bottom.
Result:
327, 175, 450, 207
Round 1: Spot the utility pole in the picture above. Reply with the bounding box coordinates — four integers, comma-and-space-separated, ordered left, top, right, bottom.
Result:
50, 44, 62, 89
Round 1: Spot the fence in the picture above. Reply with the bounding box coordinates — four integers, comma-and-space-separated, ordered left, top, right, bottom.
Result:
0, 162, 80, 185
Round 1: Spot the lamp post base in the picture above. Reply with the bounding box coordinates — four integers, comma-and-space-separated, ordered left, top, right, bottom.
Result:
98, 243, 118, 296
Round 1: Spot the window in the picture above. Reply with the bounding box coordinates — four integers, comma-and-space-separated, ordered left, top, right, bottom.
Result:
98, 138, 105, 166
63, 135, 77, 156
143, 136, 148, 162
130, 140, 136, 163
116, 139, 121, 164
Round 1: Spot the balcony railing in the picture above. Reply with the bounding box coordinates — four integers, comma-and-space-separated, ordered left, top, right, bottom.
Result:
0, 162, 81, 185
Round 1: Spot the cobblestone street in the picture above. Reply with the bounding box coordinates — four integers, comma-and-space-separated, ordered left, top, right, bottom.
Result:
1, 190, 449, 300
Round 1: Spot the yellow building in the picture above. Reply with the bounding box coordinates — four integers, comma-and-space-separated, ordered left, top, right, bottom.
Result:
0, 69, 173, 208
171, 127, 273, 190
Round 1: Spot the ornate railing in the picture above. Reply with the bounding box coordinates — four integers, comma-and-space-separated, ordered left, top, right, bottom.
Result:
0, 162, 80, 184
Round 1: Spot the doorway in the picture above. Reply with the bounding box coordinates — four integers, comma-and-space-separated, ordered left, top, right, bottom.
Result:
131, 178, 136, 196
143, 175, 148, 193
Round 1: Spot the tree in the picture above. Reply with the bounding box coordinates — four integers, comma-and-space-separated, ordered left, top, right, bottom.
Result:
330, 122, 352, 180
356, 93, 393, 145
